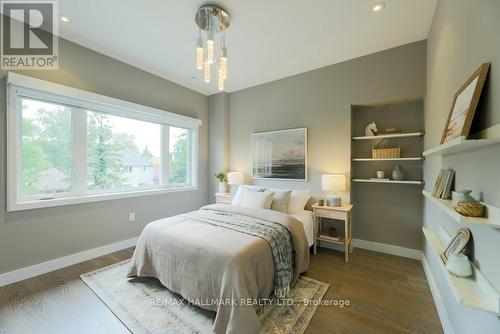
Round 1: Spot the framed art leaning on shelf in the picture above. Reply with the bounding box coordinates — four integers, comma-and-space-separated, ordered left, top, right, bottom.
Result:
441, 63, 490, 144
440, 228, 471, 263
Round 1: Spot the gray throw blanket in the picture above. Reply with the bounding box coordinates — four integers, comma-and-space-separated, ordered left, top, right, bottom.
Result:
182, 207, 294, 298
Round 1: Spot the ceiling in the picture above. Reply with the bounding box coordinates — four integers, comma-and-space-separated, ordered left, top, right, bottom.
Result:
55, 0, 437, 95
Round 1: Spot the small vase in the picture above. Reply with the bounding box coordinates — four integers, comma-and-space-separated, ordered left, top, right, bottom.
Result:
452, 190, 477, 207
218, 182, 228, 193
392, 165, 405, 181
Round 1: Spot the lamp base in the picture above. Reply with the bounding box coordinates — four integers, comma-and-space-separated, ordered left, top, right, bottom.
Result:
326, 194, 341, 207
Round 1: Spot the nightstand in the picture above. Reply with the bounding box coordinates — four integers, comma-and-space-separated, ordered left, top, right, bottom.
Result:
215, 192, 233, 204
312, 203, 353, 262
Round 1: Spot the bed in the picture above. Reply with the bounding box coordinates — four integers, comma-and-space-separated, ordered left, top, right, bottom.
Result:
127, 203, 310, 334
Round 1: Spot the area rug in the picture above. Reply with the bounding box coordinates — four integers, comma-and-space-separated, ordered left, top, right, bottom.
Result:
81, 260, 329, 334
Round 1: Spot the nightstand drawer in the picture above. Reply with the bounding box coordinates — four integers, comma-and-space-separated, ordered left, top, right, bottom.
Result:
314, 208, 347, 220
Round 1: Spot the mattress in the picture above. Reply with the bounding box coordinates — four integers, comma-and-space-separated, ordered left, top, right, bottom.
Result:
290, 210, 314, 247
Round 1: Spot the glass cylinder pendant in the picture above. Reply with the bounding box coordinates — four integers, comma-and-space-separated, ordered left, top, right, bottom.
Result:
218, 72, 224, 91
206, 40, 214, 64
204, 61, 210, 83
219, 56, 227, 80
196, 37, 203, 70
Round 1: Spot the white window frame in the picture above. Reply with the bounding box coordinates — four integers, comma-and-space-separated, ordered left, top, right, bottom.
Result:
6, 73, 201, 212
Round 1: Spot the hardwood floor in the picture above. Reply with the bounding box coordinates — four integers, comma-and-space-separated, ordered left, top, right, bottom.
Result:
304, 249, 443, 334
0, 247, 443, 334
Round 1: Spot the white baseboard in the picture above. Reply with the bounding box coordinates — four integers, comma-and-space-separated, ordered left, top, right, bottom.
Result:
422, 256, 455, 334
353, 238, 423, 260
317, 238, 422, 260
0, 237, 138, 287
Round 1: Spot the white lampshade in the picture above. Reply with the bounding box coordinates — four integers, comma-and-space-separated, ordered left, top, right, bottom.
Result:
227, 172, 244, 185
322, 174, 346, 193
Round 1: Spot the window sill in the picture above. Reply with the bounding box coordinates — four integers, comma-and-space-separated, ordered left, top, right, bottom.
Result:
8, 185, 198, 212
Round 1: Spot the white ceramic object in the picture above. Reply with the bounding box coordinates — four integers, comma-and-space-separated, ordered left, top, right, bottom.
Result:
218, 182, 228, 193
452, 190, 477, 207
365, 122, 378, 136
326, 194, 341, 207
376, 170, 385, 179
446, 254, 473, 277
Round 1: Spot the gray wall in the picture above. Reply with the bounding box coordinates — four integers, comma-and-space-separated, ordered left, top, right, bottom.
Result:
423, 0, 500, 333
0, 38, 209, 274
208, 93, 229, 203
352, 100, 424, 249
224, 41, 426, 249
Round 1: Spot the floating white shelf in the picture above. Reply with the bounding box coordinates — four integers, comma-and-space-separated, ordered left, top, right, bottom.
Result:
352, 157, 423, 162
422, 191, 500, 230
422, 227, 500, 315
423, 136, 500, 157
352, 132, 424, 140
352, 179, 424, 185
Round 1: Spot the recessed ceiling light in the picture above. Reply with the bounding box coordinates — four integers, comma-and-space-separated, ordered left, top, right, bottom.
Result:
60, 16, 70, 22
372, 2, 385, 12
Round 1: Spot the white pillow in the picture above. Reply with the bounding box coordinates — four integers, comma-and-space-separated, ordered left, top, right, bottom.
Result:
287, 190, 311, 214
269, 189, 292, 213
240, 191, 275, 209
231, 185, 265, 205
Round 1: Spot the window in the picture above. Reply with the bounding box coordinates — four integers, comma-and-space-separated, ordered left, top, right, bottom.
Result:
7, 73, 201, 211
169, 127, 190, 186
21, 99, 73, 197
86, 111, 161, 191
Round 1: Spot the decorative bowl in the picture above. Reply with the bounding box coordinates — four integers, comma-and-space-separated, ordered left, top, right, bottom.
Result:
445, 254, 472, 277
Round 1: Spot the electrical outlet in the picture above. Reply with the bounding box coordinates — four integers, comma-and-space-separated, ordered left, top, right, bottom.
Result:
129, 212, 135, 222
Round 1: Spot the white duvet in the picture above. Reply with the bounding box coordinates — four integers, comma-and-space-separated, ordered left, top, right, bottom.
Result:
289, 210, 314, 247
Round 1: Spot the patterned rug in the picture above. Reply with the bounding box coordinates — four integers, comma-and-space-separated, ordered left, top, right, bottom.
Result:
81, 260, 329, 334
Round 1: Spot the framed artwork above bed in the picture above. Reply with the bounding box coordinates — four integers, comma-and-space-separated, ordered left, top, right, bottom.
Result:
251, 128, 307, 181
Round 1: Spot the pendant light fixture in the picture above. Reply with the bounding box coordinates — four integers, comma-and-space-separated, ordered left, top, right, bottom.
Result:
195, 4, 230, 91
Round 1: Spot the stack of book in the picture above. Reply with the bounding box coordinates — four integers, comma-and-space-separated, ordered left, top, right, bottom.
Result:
432, 169, 455, 199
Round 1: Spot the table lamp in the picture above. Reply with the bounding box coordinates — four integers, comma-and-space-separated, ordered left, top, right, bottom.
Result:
322, 174, 346, 207
227, 172, 244, 193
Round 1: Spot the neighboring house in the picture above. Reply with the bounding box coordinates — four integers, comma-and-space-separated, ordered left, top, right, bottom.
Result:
119, 151, 156, 187
37, 151, 158, 191
38, 168, 70, 193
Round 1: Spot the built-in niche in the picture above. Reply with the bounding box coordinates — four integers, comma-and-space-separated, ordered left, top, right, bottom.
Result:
350, 98, 424, 249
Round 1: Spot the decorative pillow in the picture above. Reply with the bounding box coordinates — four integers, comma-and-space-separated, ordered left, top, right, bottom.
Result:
231, 185, 265, 205
269, 189, 292, 213
240, 191, 275, 209
287, 190, 311, 214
